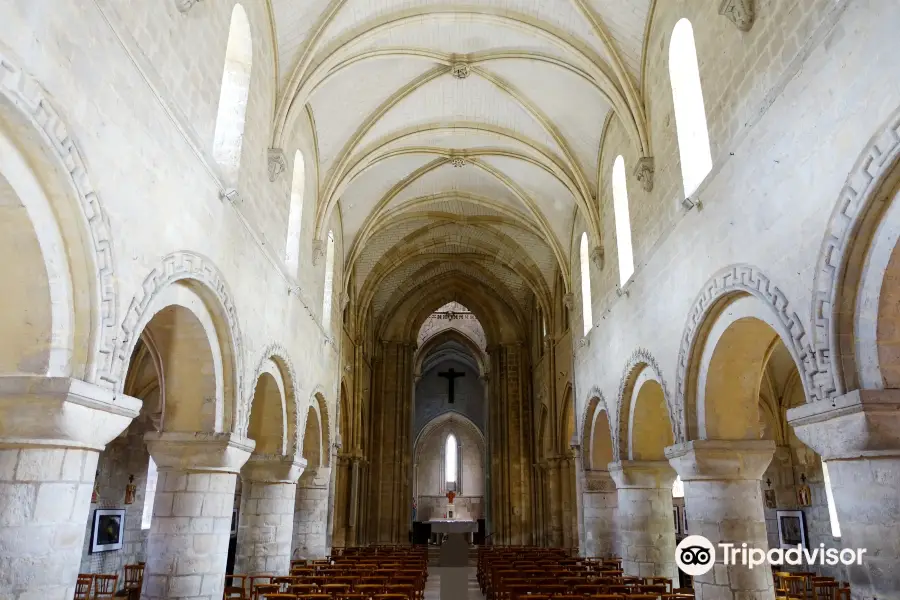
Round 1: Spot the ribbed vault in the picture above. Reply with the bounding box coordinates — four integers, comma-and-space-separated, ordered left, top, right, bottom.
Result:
267, 0, 656, 336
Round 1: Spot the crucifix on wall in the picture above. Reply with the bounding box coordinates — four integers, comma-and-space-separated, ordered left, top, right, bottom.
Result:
438, 368, 465, 404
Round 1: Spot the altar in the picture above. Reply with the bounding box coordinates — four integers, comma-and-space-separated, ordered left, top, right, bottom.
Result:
426, 519, 476, 599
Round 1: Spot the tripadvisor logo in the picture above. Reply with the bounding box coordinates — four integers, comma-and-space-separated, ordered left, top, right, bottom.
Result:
676, 536, 715, 576
676, 535, 867, 576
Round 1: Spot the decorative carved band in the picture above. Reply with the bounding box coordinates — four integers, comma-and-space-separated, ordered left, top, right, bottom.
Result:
112, 252, 246, 428
248, 344, 300, 452
675, 265, 817, 440
0, 51, 119, 387
810, 107, 900, 401
614, 348, 677, 458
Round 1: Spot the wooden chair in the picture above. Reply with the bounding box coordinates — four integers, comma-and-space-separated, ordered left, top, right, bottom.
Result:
123, 564, 144, 592
296, 595, 331, 600
781, 575, 807, 600
223, 585, 247, 599
92, 574, 118, 600
834, 589, 851, 600
647, 578, 673, 593
253, 584, 280, 600
75, 575, 93, 600
290, 583, 318, 595
257, 595, 295, 600
586, 596, 627, 600
812, 580, 839, 600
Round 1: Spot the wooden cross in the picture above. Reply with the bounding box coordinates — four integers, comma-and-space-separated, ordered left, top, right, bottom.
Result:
438, 368, 465, 404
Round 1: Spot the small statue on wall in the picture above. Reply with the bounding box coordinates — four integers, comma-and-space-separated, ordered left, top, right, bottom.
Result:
446, 490, 456, 504
91, 470, 101, 504
124, 474, 136, 505
797, 474, 812, 507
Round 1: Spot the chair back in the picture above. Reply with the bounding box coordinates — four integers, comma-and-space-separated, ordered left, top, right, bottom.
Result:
123, 564, 144, 590
75, 575, 93, 600
92, 574, 118, 599
224, 585, 247, 599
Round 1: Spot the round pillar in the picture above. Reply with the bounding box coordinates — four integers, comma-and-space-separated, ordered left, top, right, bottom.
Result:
666, 440, 775, 600
789, 390, 900, 598
235, 456, 306, 575
142, 433, 253, 600
608, 460, 678, 579
0, 376, 140, 600
293, 467, 331, 559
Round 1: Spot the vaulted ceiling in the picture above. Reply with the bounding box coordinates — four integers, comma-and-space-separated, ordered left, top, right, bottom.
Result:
268, 0, 655, 329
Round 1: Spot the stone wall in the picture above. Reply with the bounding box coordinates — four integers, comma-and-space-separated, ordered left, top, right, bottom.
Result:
414, 362, 485, 436
79, 420, 153, 580
574, 0, 900, 480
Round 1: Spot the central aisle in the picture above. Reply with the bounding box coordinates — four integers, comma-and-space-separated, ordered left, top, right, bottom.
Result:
423, 567, 483, 599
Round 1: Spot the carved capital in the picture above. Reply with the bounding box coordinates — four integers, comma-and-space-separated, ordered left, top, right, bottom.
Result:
633, 156, 654, 192
219, 188, 242, 205
267, 148, 287, 182
590, 246, 604, 270
719, 0, 755, 32
312, 239, 325, 266
175, 0, 202, 13
563, 293, 574, 310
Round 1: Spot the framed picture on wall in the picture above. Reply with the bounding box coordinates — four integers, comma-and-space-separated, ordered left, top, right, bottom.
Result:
90, 508, 125, 553
776, 509, 808, 549
230, 508, 239, 537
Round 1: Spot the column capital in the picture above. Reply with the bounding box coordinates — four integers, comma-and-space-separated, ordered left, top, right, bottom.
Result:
242, 454, 307, 483
665, 439, 775, 481
583, 469, 616, 493
144, 431, 254, 474
0, 375, 141, 450
607, 460, 676, 489
787, 389, 900, 460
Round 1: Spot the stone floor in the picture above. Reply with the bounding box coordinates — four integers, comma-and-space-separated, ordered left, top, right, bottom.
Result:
423, 567, 483, 599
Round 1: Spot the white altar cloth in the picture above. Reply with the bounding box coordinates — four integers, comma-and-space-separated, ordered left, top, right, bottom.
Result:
426, 519, 478, 534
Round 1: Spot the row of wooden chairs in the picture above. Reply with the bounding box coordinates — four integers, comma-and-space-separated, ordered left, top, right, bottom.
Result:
774, 572, 850, 600
74, 563, 144, 600
226, 547, 428, 600
74, 574, 117, 600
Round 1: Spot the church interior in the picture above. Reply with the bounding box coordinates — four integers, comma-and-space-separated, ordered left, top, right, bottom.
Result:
0, 0, 898, 599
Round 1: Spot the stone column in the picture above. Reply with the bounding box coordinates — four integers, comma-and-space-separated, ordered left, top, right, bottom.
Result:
788, 390, 900, 599
235, 456, 306, 575
582, 470, 617, 558
666, 440, 775, 600
142, 432, 253, 600
346, 456, 361, 546
546, 458, 563, 547
0, 376, 141, 600
293, 467, 331, 559
608, 460, 678, 579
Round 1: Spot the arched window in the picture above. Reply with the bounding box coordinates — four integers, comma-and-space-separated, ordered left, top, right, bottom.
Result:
322, 230, 336, 333
212, 4, 252, 182
580, 233, 593, 336
141, 457, 158, 530
285, 150, 305, 272
822, 461, 842, 538
669, 18, 712, 198
445, 434, 458, 491
612, 156, 634, 286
